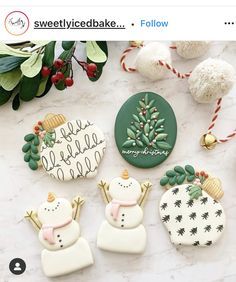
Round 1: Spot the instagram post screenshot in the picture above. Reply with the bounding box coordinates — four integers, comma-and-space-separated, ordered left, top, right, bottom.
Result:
0, 2, 236, 282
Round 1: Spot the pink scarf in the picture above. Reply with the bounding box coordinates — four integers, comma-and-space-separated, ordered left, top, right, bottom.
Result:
42, 218, 72, 244
110, 199, 137, 220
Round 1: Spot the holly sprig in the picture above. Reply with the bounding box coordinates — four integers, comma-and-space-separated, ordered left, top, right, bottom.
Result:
160, 165, 196, 186
122, 94, 172, 150
22, 134, 40, 170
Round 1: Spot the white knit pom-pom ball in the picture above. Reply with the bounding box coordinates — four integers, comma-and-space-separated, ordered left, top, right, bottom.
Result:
188, 58, 235, 103
135, 42, 171, 81
174, 41, 210, 59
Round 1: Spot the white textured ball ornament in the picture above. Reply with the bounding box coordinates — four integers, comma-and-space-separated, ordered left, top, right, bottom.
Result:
188, 58, 235, 103
135, 42, 171, 81
174, 41, 210, 59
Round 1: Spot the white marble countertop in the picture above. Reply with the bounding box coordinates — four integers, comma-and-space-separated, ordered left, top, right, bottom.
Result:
0, 41, 236, 282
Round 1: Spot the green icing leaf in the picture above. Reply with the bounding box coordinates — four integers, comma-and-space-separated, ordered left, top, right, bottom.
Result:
160, 176, 169, 186
166, 170, 176, 177
31, 153, 40, 161
134, 122, 141, 129
174, 166, 185, 174
155, 119, 165, 127
144, 123, 150, 134
149, 129, 155, 140
28, 158, 38, 170
20, 53, 42, 78
132, 114, 140, 122
86, 41, 107, 63
122, 140, 135, 148
136, 140, 144, 147
156, 128, 164, 133
22, 143, 31, 153
177, 174, 186, 185
33, 136, 40, 146
127, 128, 136, 139
187, 175, 196, 182
24, 152, 31, 162
156, 141, 172, 150
31, 144, 38, 154
148, 99, 155, 107
142, 134, 150, 146
151, 112, 159, 119
189, 185, 202, 200
139, 115, 146, 123
144, 94, 149, 104
24, 134, 35, 142
169, 176, 177, 186
155, 133, 168, 141
185, 165, 195, 175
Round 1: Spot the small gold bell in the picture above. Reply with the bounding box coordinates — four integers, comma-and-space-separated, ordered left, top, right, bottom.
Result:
200, 133, 218, 150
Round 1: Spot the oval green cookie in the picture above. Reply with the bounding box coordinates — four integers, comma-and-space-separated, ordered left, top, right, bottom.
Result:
114, 92, 177, 168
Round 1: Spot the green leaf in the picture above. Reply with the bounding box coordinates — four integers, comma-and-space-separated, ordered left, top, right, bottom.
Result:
130, 125, 137, 132
174, 166, 185, 174
127, 128, 136, 139
36, 76, 49, 97
36, 75, 52, 98
86, 41, 107, 63
0, 42, 32, 57
122, 140, 135, 148
87, 41, 108, 82
189, 185, 202, 200
28, 158, 38, 170
139, 115, 146, 123
31, 144, 38, 154
24, 152, 31, 162
156, 141, 172, 150
42, 41, 56, 66
187, 175, 196, 182
145, 110, 150, 120
185, 165, 195, 175
144, 123, 150, 134
22, 143, 31, 153
20, 53, 42, 78
132, 114, 140, 122
24, 134, 35, 142
139, 100, 146, 108
12, 93, 20, 110
155, 133, 168, 141
149, 129, 155, 140
0, 87, 12, 105
151, 112, 159, 119
156, 128, 164, 133
160, 176, 169, 186
148, 99, 155, 107
177, 174, 186, 185
134, 122, 141, 129
0, 56, 27, 74
0, 68, 22, 91
33, 136, 40, 146
19, 74, 40, 101
166, 170, 176, 177
31, 153, 40, 161
144, 94, 149, 104
155, 119, 165, 127
136, 140, 144, 147
169, 176, 177, 186
150, 107, 156, 113
142, 134, 150, 146
62, 41, 75, 50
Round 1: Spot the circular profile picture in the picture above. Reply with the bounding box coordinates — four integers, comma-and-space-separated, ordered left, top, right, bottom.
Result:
4, 11, 29, 36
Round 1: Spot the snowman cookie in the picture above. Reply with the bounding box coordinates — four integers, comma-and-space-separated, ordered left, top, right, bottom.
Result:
97, 170, 152, 254
115, 92, 177, 168
25, 193, 94, 277
159, 165, 225, 247
22, 114, 106, 181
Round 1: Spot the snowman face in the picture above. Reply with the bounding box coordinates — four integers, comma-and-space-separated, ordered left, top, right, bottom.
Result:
38, 198, 73, 225
109, 177, 142, 201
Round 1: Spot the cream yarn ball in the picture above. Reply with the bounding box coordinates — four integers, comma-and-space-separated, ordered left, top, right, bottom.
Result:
188, 58, 235, 103
174, 41, 210, 59
135, 42, 171, 81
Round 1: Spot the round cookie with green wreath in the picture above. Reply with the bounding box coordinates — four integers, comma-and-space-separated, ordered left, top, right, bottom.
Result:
115, 92, 177, 168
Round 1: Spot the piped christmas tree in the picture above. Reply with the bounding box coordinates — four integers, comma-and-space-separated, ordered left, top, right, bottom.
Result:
122, 94, 172, 150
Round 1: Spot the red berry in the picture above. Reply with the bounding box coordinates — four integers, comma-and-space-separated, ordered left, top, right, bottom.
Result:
64, 77, 74, 87
34, 126, 39, 131
53, 59, 64, 69
87, 71, 96, 78
87, 63, 97, 72
51, 74, 60, 84
38, 121, 42, 126
41, 66, 51, 77
56, 71, 65, 80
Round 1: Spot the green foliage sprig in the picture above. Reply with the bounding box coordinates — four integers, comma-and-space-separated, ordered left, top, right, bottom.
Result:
22, 134, 40, 170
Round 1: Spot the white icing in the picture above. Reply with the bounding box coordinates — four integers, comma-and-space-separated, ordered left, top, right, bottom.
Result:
97, 221, 146, 254
97, 176, 146, 253
37, 196, 93, 276
159, 184, 226, 246
41, 237, 94, 277
105, 203, 143, 229
40, 119, 106, 181
109, 177, 142, 201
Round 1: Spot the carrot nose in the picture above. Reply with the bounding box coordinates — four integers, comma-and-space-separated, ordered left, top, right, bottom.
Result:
47, 192, 56, 202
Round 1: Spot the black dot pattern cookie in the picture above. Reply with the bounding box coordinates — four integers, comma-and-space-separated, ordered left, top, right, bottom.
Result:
115, 92, 177, 168
159, 165, 225, 247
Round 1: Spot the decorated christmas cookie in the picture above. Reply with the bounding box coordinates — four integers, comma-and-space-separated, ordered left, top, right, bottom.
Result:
25, 193, 93, 277
159, 165, 225, 247
115, 92, 177, 168
97, 170, 152, 254
22, 114, 106, 181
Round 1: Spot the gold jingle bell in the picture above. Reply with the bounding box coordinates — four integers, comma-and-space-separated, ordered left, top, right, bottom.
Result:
200, 133, 218, 150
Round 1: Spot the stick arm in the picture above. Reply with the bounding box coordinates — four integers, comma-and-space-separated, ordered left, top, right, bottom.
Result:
72, 196, 85, 221
138, 181, 152, 207
24, 210, 42, 231
98, 180, 111, 204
